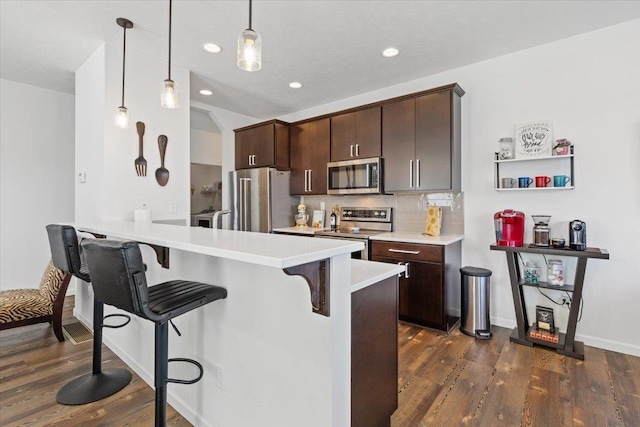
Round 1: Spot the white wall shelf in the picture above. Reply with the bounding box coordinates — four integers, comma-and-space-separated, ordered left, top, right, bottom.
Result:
494, 145, 574, 191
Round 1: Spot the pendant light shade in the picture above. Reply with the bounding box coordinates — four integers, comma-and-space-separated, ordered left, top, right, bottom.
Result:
161, 0, 180, 108
114, 18, 133, 128
237, 0, 262, 72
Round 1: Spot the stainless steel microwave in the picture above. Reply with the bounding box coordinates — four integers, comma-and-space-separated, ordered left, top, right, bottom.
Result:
327, 157, 383, 195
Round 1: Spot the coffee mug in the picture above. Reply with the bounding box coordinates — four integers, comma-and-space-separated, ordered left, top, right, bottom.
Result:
535, 176, 551, 187
553, 175, 571, 187
501, 177, 517, 188
518, 177, 533, 188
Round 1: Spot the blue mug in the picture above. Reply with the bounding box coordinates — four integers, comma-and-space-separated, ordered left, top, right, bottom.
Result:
553, 175, 571, 187
518, 177, 533, 188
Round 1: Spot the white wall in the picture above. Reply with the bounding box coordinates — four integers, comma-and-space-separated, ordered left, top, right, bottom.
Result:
190, 128, 222, 165
76, 32, 190, 226
0, 79, 75, 290
277, 20, 640, 356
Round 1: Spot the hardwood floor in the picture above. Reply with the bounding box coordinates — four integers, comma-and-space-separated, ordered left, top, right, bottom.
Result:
1, 296, 639, 426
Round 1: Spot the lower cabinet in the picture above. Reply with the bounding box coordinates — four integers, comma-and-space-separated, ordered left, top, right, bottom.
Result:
371, 240, 461, 332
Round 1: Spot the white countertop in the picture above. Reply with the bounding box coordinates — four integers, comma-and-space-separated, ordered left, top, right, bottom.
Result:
272, 226, 322, 236
370, 232, 464, 245
350, 259, 404, 293
75, 221, 363, 269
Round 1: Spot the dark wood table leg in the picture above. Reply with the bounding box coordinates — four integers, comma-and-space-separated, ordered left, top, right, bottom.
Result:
506, 251, 532, 346
558, 257, 587, 359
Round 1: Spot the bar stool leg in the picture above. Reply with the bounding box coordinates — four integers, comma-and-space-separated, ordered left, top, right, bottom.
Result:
56, 299, 132, 405
155, 321, 169, 427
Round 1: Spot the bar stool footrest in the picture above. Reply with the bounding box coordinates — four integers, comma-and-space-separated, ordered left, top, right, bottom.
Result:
167, 358, 204, 385
103, 313, 131, 329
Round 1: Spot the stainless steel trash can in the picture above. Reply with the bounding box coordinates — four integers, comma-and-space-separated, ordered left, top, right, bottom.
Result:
460, 266, 492, 339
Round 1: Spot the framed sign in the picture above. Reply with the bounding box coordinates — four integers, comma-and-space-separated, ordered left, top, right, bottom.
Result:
515, 121, 553, 158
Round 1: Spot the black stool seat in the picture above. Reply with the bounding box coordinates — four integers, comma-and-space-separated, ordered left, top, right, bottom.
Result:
46, 224, 132, 405
81, 239, 227, 427
148, 280, 227, 316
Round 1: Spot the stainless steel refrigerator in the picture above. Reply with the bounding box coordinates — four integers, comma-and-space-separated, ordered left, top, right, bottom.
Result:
230, 168, 296, 233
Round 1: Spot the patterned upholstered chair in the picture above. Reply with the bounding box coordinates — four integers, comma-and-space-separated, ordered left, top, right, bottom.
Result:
0, 260, 72, 341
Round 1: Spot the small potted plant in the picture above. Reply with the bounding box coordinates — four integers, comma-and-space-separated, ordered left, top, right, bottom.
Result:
553, 139, 571, 156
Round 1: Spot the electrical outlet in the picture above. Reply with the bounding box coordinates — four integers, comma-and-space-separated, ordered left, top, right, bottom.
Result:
169, 201, 177, 214
78, 172, 86, 183
215, 365, 224, 390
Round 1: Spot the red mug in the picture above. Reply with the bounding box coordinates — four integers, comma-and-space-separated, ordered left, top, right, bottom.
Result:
535, 176, 551, 187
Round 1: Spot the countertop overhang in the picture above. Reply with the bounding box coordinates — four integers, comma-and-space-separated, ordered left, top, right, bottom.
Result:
370, 232, 463, 245
74, 221, 363, 269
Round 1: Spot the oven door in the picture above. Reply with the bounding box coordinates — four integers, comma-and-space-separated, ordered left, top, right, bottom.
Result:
314, 235, 368, 260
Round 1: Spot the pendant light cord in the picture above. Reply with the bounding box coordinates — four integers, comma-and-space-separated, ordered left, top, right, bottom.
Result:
168, 0, 172, 80
248, 0, 252, 30
121, 25, 127, 107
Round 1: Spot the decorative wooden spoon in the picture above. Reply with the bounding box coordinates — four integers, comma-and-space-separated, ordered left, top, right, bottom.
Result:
155, 135, 169, 186
134, 122, 147, 176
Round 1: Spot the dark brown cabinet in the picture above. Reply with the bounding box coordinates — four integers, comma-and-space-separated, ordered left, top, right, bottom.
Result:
290, 118, 330, 195
330, 106, 381, 161
382, 85, 463, 192
371, 240, 461, 332
234, 120, 290, 170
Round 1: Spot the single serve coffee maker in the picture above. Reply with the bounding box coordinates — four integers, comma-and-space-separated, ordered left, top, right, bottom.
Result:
494, 209, 525, 247
569, 220, 587, 250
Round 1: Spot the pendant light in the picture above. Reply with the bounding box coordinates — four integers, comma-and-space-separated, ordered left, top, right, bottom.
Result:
114, 18, 133, 128
237, 0, 262, 72
161, 0, 179, 108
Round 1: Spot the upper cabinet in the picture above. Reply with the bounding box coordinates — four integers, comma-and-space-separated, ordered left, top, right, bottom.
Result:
290, 118, 330, 195
235, 120, 290, 170
330, 106, 381, 161
382, 85, 463, 192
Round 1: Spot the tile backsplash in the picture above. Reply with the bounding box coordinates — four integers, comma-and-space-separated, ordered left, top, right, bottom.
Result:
301, 192, 464, 235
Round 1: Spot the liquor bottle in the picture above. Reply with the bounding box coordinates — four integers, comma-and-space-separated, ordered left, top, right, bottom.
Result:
330, 208, 337, 231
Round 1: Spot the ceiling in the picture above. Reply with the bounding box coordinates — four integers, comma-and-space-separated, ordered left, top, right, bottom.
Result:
2, 1, 639, 119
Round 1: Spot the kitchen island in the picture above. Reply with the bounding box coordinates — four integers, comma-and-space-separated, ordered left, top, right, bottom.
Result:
71, 221, 403, 427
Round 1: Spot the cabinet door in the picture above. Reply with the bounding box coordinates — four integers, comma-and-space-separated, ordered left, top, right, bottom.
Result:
331, 107, 381, 162
305, 118, 330, 195
404, 261, 444, 328
289, 123, 308, 195
382, 98, 416, 192
235, 128, 252, 169
354, 106, 381, 158
330, 112, 355, 162
415, 91, 452, 191
251, 123, 275, 168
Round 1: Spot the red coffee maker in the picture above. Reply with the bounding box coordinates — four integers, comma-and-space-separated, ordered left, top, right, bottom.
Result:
494, 209, 525, 247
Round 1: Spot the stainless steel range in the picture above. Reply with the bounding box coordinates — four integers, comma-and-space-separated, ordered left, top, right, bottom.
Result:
314, 207, 392, 260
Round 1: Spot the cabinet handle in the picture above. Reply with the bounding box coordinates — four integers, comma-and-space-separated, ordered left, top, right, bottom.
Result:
248, 155, 252, 166
304, 169, 308, 192
308, 169, 312, 192
388, 248, 420, 255
405, 262, 411, 279
416, 159, 421, 187
350, 145, 354, 157
409, 160, 414, 188
355, 144, 360, 157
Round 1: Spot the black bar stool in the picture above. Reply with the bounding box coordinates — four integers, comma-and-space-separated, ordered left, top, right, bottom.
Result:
46, 224, 132, 404
81, 238, 227, 427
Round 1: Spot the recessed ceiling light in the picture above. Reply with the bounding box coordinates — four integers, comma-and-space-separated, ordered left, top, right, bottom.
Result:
382, 48, 399, 58
203, 43, 222, 53
199, 89, 213, 96
289, 82, 303, 89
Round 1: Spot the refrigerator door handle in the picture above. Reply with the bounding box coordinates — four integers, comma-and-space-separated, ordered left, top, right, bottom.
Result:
239, 178, 251, 231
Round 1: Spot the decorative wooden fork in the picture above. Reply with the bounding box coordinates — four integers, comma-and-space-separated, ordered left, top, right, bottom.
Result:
135, 121, 147, 176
